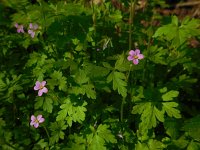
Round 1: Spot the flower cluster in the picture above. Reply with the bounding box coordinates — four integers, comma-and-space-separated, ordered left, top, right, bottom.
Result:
14, 23, 38, 38
15, 23, 24, 33
30, 80, 48, 128
28, 23, 38, 38
127, 49, 144, 65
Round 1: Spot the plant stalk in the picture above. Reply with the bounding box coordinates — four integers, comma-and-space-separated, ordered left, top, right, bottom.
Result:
44, 126, 50, 140
120, 0, 137, 123
128, 0, 137, 50
120, 64, 132, 122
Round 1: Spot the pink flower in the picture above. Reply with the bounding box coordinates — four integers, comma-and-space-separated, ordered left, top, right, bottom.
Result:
15, 23, 24, 33
30, 115, 45, 128
34, 81, 48, 96
127, 49, 144, 65
28, 23, 38, 38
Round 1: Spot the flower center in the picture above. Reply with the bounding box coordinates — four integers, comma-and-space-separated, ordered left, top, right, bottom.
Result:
39, 85, 44, 90
34, 119, 39, 123
134, 55, 138, 59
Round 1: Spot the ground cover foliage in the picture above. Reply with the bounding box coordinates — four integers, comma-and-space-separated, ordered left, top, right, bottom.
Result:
0, 0, 200, 149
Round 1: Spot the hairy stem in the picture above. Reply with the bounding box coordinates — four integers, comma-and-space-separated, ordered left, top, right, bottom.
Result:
128, 0, 137, 50
120, 64, 132, 122
44, 126, 50, 141
120, 0, 137, 123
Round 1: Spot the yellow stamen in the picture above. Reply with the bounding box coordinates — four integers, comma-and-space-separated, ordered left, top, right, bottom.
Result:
34, 119, 39, 123
39, 85, 44, 90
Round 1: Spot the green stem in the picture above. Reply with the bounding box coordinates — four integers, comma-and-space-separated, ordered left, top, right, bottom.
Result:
4, 141, 17, 150
120, 64, 132, 122
91, 0, 96, 34
128, 0, 137, 50
120, 0, 137, 123
142, 10, 155, 86
142, 35, 151, 86
120, 97, 125, 122
43, 126, 50, 140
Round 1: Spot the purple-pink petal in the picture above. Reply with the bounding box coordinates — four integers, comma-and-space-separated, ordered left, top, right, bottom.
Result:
28, 30, 32, 34
135, 49, 140, 55
38, 90, 43, 96
30, 32, 35, 38
34, 123, 39, 128
39, 117, 45, 123
34, 81, 41, 90
37, 115, 42, 120
28, 30, 35, 38
133, 59, 139, 65
41, 87, 48, 93
33, 24, 38, 30
127, 56, 133, 61
34, 85, 39, 90
138, 54, 144, 59
17, 28, 21, 33
29, 23, 33, 29
36, 81, 41, 87
30, 121, 35, 126
15, 23, 18, 28
31, 115, 36, 121
129, 50, 135, 56
41, 81, 46, 87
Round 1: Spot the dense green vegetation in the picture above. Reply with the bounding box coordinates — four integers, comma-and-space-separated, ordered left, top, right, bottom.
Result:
0, 0, 200, 149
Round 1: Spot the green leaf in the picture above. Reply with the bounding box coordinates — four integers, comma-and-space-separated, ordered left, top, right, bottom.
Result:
75, 69, 89, 85
148, 46, 167, 65
183, 115, 200, 141
50, 70, 67, 91
102, 62, 113, 70
132, 102, 165, 131
108, 10, 122, 23
159, 87, 168, 93
135, 139, 164, 150
88, 134, 106, 150
131, 86, 145, 102
56, 98, 87, 125
35, 97, 53, 113
173, 135, 189, 149
69, 84, 96, 99
34, 139, 48, 149
135, 141, 149, 150
107, 71, 127, 97
64, 134, 86, 150
82, 84, 96, 99
56, 98, 72, 121
153, 16, 200, 48
164, 118, 181, 139
71, 103, 87, 123
97, 124, 117, 144
69, 86, 85, 95
114, 53, 130, 72
148, 139, 165, 150
163, 102, 181, 118
34, 97, 44, 109
49, 121, 67, 145
153, 23, 177, 41
172, 15, 178, 26
162, 90, 179, 101
187, 140, 200, 150
43, 97, 53, 113
83, 63, 110, 79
